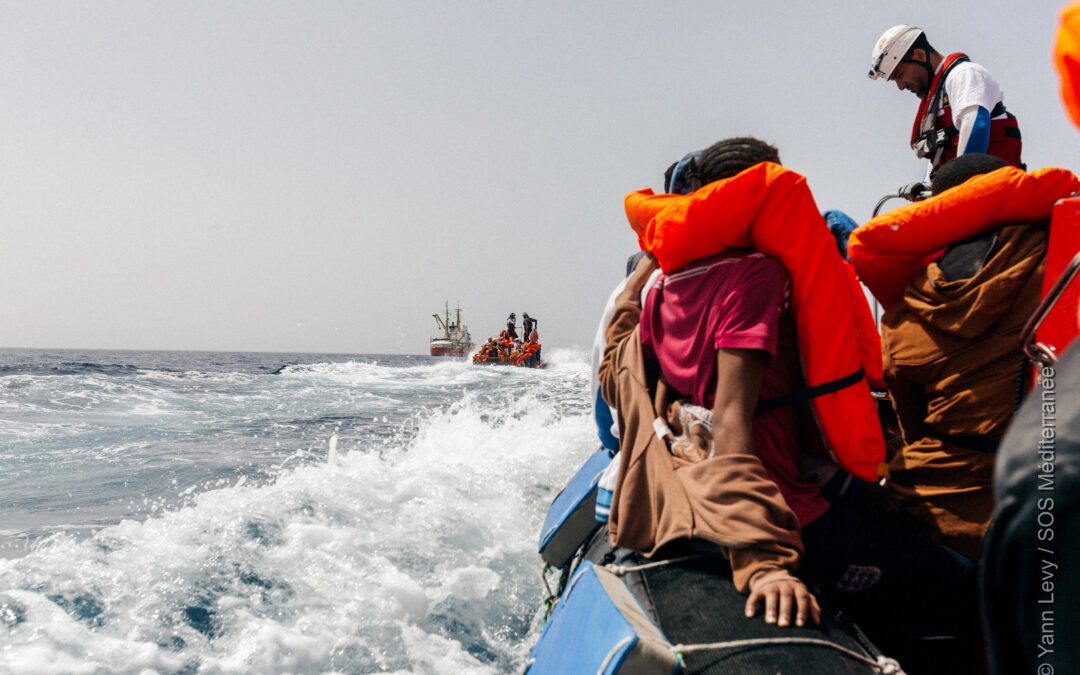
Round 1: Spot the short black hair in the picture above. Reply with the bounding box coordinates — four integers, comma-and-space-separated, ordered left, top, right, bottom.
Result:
905, 32, 937, 59
932, 153, 1010, 195
696, 137, 780, 184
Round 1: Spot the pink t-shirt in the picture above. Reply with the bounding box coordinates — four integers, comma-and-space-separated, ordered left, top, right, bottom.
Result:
640, 250, 829, 526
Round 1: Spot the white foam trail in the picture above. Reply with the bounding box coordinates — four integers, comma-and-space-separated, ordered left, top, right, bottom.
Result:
0, 352, 596, 673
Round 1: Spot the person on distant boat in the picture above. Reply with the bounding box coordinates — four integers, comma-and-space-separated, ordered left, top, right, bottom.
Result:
506, 313, 518, 339
602, 137, 980, 649
849, 154, 1080, 562
517, 338, 541, 368
868, 25, 1023, 183
522, 313, 537, 340
515, 339, 529, 367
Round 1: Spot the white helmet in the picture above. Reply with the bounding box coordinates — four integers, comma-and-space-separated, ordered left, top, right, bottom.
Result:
868, 24, 924, 80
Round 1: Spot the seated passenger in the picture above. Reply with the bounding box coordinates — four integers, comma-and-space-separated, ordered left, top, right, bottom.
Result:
849, 153, 1080, 561
521, 339, 541, 367
600, 137, 980, 653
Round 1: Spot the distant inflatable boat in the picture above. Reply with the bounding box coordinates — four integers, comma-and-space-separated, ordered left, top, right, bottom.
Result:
471, 339, 542, 368
471, 350, 543, 368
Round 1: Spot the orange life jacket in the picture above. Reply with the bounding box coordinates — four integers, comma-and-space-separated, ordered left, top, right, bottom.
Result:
848, 166, 1080, 308
1056, 3, 1080, 130
625, 162, 886, 482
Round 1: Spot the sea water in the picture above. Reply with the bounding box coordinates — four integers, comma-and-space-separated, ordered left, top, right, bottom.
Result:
0, 348, 595, 674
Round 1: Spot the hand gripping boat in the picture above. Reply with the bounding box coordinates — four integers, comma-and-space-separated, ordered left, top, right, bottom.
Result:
526, 451, 904, 675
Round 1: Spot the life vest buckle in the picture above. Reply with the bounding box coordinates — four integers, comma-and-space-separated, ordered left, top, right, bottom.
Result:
912, 129, 948, 159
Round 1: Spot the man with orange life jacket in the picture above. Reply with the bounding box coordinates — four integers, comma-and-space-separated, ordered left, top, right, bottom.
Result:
849, 154, 1080, 564
869, 25, 1023, 183
600, 137, 979, 651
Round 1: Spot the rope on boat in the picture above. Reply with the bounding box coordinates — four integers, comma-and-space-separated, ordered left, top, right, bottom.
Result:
603, 554, 710, 576
668, 637, 906, 674
540, 565, 557, 622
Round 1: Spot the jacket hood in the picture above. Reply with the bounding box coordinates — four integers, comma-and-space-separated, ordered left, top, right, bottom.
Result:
902, 224, 1048, 338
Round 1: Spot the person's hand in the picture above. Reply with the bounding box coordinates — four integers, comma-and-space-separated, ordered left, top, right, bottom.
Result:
622, 252, 660, 299
745, 576, 821, 627
628, 251, 658, 282
897, 181, 929, 200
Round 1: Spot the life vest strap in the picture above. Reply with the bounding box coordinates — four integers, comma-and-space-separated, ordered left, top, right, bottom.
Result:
756, 368, 865, 414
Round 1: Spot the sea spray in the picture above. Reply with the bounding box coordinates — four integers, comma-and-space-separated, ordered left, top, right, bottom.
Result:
0, 348, 594, 673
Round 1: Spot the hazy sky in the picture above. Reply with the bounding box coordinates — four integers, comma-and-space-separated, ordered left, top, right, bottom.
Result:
2, 1, 1076, 354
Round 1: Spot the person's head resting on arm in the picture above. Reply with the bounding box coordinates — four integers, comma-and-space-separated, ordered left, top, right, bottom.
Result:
664, 137, 780, 195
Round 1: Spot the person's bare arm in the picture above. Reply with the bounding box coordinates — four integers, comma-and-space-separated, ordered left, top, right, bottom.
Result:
710, 348, 766, 457
712, 347, 821, 627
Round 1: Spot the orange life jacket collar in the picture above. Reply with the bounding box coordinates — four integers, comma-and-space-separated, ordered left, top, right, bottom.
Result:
849, 166, 1080, 307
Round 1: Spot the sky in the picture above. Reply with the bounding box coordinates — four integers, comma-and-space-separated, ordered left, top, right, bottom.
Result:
1, 1, 1077, 354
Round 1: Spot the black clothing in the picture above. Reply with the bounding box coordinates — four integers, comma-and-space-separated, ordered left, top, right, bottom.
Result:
981, 344, 1080, 675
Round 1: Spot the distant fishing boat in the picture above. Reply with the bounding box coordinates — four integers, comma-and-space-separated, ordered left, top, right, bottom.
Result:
430, 302, 474, 356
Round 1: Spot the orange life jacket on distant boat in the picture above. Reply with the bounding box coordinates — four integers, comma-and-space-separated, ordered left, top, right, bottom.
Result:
625, 162, 887, 482
848, 166, 1080, 308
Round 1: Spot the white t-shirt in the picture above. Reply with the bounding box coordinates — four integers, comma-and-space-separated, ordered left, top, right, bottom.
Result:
923, 60, 1007, 179
589, 265, 662, 437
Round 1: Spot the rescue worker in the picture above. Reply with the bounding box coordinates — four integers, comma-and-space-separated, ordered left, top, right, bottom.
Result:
602, 138, 978, 653
868, 25, 1023, 183
849, 154, 1080, 563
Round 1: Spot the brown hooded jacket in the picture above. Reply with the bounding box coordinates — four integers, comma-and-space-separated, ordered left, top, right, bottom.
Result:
881, 222, 1047, 560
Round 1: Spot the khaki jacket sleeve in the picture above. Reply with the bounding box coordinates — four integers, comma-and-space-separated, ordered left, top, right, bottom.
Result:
598, 254, 658, 409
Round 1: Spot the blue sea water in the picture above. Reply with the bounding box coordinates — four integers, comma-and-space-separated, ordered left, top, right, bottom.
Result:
0, 348, 595, 674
